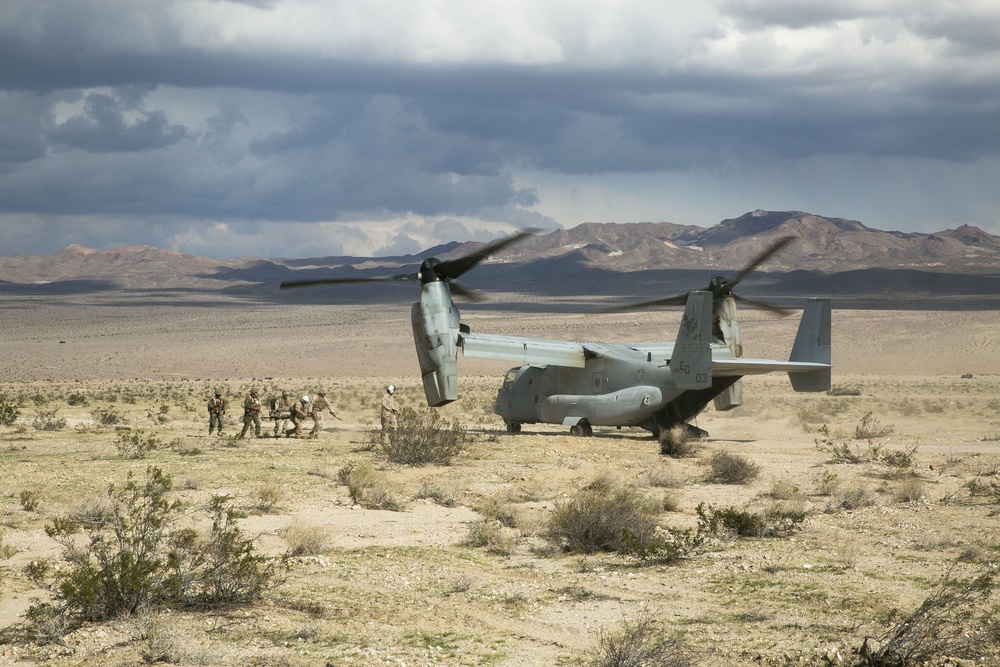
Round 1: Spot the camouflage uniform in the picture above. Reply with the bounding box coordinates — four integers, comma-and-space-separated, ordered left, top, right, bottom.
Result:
309, 391, 337, 439
207, 392, 225, 435
271, 391, 292, 436
286, 396, 309, 438
239, 389, 263, 438
380, 385, 399, 443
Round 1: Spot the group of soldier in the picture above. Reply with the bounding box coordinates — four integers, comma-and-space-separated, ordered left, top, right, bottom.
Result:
207, 387, 338, 439
207, 384, 401, 441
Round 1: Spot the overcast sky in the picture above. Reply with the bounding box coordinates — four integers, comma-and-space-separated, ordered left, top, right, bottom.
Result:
1, 0, 998, 259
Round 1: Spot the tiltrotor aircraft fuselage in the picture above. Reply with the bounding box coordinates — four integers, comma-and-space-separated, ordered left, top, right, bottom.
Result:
281, 232, 832, 443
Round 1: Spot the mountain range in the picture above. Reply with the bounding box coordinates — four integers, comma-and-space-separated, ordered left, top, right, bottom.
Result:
2, 210, 999, 309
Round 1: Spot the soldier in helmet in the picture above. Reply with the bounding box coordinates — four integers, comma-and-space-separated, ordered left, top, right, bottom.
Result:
380, 384, 399, 444
238, 388, 263, 438
308, 391, 338, 439
207, 389, 226, 436
271, 390, 292, 437
286, 394, 309, 438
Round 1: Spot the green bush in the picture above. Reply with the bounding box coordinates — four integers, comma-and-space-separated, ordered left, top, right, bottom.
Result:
0, 400, 20, 426
92, 406, 125, 426
67, 392, 90, 407
116, 430, 159, 459
374, 407, 470, 465
38, 467, 178, 622
696, 502, 806, 538
31, 408, 67, 431
24, 467, 282, 638
547, 479, 662, 555
166, 495, 285, 605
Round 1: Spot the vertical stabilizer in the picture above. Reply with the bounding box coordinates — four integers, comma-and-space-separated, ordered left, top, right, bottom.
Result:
789, 298, 832, 392
670, 291, 713, 389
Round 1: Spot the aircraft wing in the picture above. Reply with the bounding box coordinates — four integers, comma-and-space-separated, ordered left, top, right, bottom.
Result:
711, 357, 830, 376
459, 333, 587, 368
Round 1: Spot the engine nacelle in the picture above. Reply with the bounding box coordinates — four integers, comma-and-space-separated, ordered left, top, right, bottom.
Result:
411, 281, 460, 406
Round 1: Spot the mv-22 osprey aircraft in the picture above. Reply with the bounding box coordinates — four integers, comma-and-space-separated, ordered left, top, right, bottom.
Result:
281, 231, 831, 445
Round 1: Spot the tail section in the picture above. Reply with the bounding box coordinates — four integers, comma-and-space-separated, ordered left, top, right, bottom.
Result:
670, 291, 713, 389
788, 298, 832, 392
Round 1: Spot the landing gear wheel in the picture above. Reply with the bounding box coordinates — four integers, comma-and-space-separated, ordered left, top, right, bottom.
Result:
570, 424, 584, 437
504, 421, 521, 433
569, 421, 593, 437
582, 422, 593, 437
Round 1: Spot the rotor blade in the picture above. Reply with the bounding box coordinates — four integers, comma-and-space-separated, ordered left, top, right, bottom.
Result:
434, 228, 539, 280
596, 293, 688, 313
279, 273, 415, 290
733, 294, 794, 317
727, 236, 796, 290
446, 279, 484, 302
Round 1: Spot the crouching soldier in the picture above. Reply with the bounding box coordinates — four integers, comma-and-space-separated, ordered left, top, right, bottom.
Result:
286, 395, 309, 438
270, 391, 292, 437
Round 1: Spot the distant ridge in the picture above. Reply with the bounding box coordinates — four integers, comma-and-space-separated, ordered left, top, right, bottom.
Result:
2, 211, 999, 308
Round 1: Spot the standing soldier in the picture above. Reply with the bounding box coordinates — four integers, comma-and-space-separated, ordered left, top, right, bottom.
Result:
380, 384, 399, 444
308, 391, 338, 439
239, 388, 263, 438
286, 395, 309, 438
271, 391, 292, 437
207, 389, 225, 436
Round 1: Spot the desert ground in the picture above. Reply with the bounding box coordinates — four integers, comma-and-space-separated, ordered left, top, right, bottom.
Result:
1, 292, 999, 666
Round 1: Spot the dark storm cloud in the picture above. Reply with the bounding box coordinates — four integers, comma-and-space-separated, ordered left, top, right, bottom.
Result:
0, 0, 998, 258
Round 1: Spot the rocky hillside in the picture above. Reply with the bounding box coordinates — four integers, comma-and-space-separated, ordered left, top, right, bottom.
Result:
2, 211, 999, 308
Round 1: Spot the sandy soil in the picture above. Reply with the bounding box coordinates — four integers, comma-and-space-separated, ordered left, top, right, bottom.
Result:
1, 292, 998, 666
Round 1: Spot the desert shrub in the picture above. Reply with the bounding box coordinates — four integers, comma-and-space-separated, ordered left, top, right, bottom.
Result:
91, 406, 125, 426
659, 425, 702, 458
251, 480, 285, 513
0, 531, 17, 558
815, 470, 841, 496
964, 478, 1000, 504
373, 407, 470, 465
24, 468, 281, 636
592, 610, 698, 667
0, 400, 21, 425
283, 521, 333, 556
31, 408, 67, 431
860, 564, 1000, 666
36, 467, 179, 622
854, 411, 895, 440
464, 519, 516, 556
894, 477, 926, 503
116, 430, 159, 459
547, 479, 662, 554
415, 481, 458, 507
166, 495, 285, 605
66, 392, 89, 407
696, 502, 806, 538
830, 482, 878, 511
19, 489, 42, 511
339, 463, 405, 511
705, 450, 760, 485
767, 479, 804, 501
